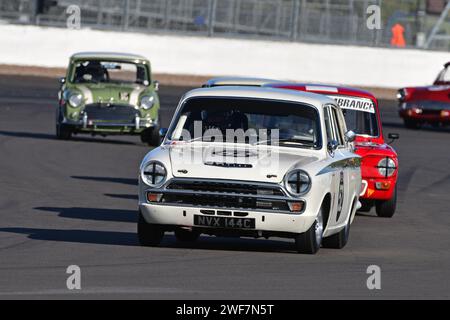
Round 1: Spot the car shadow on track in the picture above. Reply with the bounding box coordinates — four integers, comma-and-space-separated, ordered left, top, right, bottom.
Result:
0, 226, 298, 253
34, 206, 137, 223
162, 235, 297, 254
0, 227, 138, 246
71, 176, 138, 186
104, 193, 139, 200
0, 130, 141, 145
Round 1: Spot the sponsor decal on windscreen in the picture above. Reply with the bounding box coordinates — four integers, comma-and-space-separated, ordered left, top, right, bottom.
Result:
329, 95, 375, 113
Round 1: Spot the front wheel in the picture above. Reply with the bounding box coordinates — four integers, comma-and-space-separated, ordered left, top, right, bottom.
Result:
294, 207, 323, 254
140, 126, 161, 146
375, 186, 397, 218
56, 122, 72, 140
322, 216, 350, 249
137, 211, 164, 246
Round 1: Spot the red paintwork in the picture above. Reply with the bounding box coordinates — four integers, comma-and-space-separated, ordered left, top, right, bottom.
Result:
399, 62, 450, 124
267, 83, 398, 201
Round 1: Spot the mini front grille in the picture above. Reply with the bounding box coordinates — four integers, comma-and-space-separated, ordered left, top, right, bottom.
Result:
84, 103, 138, 122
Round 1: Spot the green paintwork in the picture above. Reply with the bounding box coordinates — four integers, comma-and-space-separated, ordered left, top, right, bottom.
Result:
58, 52, 160, 134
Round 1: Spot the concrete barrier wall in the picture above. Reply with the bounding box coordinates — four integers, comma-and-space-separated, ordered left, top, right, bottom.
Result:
0, 24, 448, 88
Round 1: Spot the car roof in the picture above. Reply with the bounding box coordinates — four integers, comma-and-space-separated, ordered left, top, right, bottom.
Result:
266, 82, 377, 102
70, 52, 149, 62
183, 86, 336, 110
203, 77, 284, 87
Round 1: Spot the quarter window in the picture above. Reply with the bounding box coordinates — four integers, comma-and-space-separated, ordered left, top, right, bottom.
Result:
324, 107, 334, 143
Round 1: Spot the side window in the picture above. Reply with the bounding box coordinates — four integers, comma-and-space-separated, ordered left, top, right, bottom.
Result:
330, 107, 344, 146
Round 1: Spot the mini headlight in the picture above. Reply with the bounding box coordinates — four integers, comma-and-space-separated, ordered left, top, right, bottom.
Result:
141, 161, 167, 187
377, 157, 396, 177
285, 169, 311, 196
68, 93, 83, 108
140, 96, 155, 110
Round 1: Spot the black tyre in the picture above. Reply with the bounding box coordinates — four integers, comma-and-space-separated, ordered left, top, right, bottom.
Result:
137, 211, 164, 246
294, 207, 323, 254
140, 126, 161, 146
375, 186, 397, 218
175, 229, 200, 242
404, 119, 420, 129
56, 122, 72, 140
322, 216, 351, 249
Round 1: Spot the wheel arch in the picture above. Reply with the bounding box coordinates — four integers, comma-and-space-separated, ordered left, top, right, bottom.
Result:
321, 193, 332, 232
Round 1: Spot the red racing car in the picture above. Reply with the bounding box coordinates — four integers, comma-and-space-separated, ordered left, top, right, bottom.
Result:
266, 83, 399, 217
398, 62, 450, 129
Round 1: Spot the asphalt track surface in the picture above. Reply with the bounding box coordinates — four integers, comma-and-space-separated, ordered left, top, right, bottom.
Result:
0, 75, 449, 299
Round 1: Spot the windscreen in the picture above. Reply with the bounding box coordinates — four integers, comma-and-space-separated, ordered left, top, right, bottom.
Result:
436, 67, 450, 83
168, 97, 322, 149
330, 95, 379, 137
72, 60, 148, 85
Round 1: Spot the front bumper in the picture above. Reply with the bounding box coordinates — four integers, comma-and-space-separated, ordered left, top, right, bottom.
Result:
360, 178, 396, 201
63, 116, 157, 133
139, 203, 316, 235
138, 178, 322, 235
399, 103, 450, 123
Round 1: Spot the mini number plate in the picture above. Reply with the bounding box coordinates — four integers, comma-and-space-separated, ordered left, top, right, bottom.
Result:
194, 215, 255, 229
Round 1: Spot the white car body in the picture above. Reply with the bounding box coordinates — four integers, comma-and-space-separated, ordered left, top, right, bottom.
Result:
138, 86, 362, 253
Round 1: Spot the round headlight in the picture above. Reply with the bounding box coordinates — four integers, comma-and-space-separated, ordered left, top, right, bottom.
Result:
141, 161, 167, 187
140, 96, 155, 110
285, 170, 311, 196
377, 157, 396, 177
68, 93, 83, 108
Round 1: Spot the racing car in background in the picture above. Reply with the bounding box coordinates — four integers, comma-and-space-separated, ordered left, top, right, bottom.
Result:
398, 62, 450, 129
266, 83, 399, 218
56, 52, 161, 145
203, 78, 399, 217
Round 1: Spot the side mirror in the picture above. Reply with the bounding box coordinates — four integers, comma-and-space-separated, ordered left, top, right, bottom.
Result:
159, 127, 168, 138
59, 77, 66, 85
327, 140, 339, 156
387, 133, 399, 144
344, 130, 356, 143
153, 80, 159, 92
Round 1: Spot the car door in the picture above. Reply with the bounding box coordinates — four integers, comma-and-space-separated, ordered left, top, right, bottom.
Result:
324, 105, 347, 226
329, 105, 356, 225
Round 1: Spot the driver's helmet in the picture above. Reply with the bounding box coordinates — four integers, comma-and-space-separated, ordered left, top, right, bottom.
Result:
83, 61, 106, 82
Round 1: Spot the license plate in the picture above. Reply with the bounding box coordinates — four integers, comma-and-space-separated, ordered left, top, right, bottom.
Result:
194, 215, 255, 229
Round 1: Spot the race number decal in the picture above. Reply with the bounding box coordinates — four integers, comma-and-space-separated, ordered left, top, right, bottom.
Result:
336, 171, 344, 222
329, 95, 375, 113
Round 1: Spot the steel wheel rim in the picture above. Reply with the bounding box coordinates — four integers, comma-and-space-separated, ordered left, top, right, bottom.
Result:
315, 208, 324, 246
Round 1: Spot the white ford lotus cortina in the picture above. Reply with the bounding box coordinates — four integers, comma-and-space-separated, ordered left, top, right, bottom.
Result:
138, 86, 362, 254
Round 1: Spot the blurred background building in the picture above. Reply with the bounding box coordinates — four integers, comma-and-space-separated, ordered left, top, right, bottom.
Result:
0, 0, 449, 51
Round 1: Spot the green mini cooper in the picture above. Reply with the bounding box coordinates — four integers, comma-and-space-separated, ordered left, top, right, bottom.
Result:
56, 52, 160, 145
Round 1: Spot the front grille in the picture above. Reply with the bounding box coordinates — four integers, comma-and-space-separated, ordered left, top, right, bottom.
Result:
84, 103, 138, 122
421, 109, 441, 115
155, 179, 294, 212
166, 180, 285, 196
